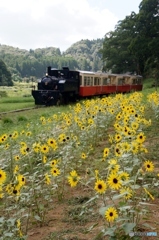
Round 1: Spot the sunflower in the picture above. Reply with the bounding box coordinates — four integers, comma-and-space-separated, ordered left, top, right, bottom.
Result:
47, 138, 57, 150
131, 141, 139, 154
94, 179, 107, 194
26, 131, 32, 137
136, 132, 146, 143
50, 167, 60, 176
50, 160, 58, 167
4, 143, 9, 149
42, 155, 47, 164
103, 148, 110, 158
0, 169, 7, 184
12, 131, 19, 139
0, 186, 4, 198
68, 170, 80, 187
116, 113, 122, 121
88, 118, 94, 125
17, 175, 26, 187
114, 133, 122, 143
109, 159, 117, 165
45, 174, 51, 185
14, 155, 20, 161
81, 153, 86, 159
121, 142, 130, 153
119, 171, 129, 181
58, 133, 66, 143
105, 207, 118, 222
131, 121, 139, 130
144, 188, 154, 201
114, 144, 122, 157
14, 165, 19, 174
109, 164, 120, 174
107, 173, 122, 190
20, 147, 27, 155
40, 144, 49, 154
32, 143, 41, 153
12, 185, 21, 196
144, 160, 154, 172
20, 141, 26, 146
120, 187, 133, 200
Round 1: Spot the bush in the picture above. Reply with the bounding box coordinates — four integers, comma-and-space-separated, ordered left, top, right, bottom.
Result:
2, 117, 13, 124
0, 91, 7, 97
17, 116, 28, 122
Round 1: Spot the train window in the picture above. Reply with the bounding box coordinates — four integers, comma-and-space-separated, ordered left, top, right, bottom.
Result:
87, 76, 91, 85
94, 77, 101, 85
83, 76, 93, 86
118, 78, 125, 85
91, 77, 93, 85
80, 76, 83, 85
103, 78, 110, 85
84, 76, 87, 86
133, 78, 141, 84
137, 78, 141, 84
133, 79, 136, 84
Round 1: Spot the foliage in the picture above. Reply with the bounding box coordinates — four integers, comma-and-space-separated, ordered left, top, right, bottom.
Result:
0, 39, 103, 83
0, 59, 13, 86
101, 0, 159, 79
64, 39, 103, 71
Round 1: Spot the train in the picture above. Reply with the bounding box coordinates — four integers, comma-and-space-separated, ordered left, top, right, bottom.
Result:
32, 66, 143, 106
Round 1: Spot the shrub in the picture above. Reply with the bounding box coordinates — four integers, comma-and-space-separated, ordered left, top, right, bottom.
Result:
2, 117, 13, 124
0, 91, 7, 97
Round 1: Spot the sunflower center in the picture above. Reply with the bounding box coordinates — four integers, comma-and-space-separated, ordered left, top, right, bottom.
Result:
113, 178, 118, 184
0, 174, 2, 178
147, 164, 150, 168
13, 189, 18, 194
98, 184, 102, 189
109, 212, 113, 216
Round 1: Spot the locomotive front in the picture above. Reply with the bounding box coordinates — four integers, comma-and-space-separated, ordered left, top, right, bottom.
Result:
32, 67, 80, 106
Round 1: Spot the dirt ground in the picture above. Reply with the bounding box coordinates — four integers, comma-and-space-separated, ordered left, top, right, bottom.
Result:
26, 185, 159, 240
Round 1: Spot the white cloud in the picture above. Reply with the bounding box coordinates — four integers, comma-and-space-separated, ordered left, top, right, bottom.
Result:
0, 0, 118, 51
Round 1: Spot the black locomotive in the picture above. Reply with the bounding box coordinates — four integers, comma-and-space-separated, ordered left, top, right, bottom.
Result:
32, 66, 80, 106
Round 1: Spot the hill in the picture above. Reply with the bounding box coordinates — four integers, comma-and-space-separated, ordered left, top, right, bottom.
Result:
0, 39, 103, 81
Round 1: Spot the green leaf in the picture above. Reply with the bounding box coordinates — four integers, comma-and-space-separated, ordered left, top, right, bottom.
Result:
112, 192, 127, 200
4, 233, 14, 237
122, 223, 136, 235
34, 215, 41, 221
0, 217, 4, 223
142, 223, 156, 230
103, 227, 116, 236
85, 223, 98, 232
99, 205, 112, 217
139, 202, 156, 206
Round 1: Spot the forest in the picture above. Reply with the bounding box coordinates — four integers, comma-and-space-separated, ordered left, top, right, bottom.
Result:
0, 0, 159, 86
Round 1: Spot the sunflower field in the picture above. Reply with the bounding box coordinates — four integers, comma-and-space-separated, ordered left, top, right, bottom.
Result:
0, 91, 159, 239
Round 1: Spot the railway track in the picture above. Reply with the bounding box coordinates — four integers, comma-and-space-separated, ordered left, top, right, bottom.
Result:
0, 106, 45, 116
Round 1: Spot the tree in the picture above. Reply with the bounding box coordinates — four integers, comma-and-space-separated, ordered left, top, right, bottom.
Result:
129, 0, 159, 76
101, 12, 139, 74
0, 59, 13, 86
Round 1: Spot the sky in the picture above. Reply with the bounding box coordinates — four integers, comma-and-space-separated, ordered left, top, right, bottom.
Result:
0, 0, 142, 52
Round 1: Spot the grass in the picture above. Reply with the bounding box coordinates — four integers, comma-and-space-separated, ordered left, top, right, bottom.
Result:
0, 81, 158, 143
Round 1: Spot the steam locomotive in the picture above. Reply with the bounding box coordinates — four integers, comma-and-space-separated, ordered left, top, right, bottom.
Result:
32, 66, 143, 106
